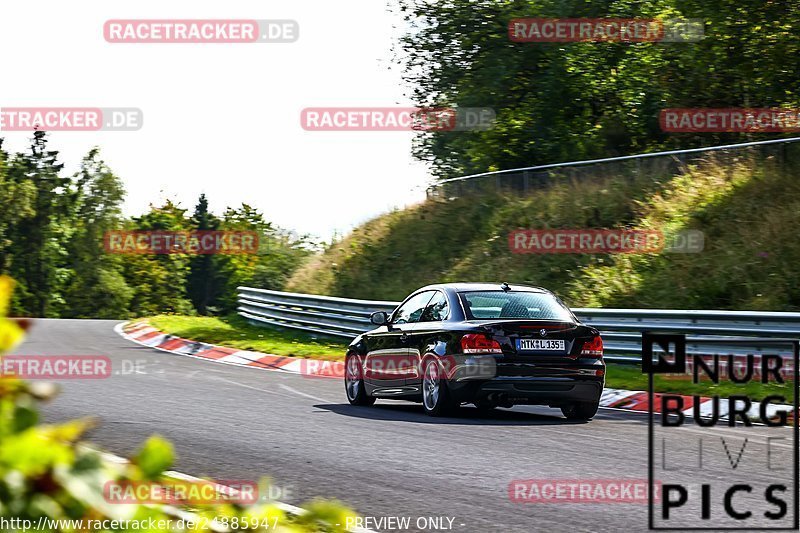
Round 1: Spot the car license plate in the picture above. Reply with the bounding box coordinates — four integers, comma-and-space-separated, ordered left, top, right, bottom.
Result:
517, 339, 565, 352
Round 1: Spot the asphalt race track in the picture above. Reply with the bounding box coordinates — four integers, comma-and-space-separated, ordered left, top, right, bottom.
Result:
14, 319, 797, 533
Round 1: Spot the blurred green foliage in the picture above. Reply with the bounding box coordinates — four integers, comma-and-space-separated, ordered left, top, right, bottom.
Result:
0, 382, 358, 532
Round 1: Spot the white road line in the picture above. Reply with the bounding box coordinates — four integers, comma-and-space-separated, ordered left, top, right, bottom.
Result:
206, 376, 299, 400
278, 383, 332, 403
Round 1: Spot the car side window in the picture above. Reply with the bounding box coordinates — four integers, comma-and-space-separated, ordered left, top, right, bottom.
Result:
393, 291, 435, 324
419, 291, 448, 322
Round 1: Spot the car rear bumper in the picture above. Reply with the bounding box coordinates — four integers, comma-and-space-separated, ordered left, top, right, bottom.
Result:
449, 376, 604, 406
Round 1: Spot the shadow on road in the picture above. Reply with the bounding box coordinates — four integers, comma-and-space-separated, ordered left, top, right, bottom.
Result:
314, 402, 590, 425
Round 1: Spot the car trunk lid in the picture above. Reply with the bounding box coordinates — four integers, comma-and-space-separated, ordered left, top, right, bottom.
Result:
465, 319, 597, 361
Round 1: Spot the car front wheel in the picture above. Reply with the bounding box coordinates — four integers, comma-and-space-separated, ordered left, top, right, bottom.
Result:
345, 354, 375, 406
422, 359, 457, 416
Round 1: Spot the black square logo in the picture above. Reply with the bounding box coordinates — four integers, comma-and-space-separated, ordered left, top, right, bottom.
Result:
642, 332, 686, 374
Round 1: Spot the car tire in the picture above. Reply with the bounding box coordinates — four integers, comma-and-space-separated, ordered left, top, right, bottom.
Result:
422, 358, 457, 417
345, 354, 375, 406
561, 400, 599, 420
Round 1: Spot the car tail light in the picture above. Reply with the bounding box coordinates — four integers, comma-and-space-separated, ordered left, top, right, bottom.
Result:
461, 334, 503, 354
581, 335, 603, 358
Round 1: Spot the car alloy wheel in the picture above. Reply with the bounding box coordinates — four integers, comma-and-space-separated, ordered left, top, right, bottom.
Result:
422, 359, 455, 416
344, 354, 375, 406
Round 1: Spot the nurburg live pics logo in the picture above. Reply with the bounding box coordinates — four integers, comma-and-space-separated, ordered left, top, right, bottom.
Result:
643, 332, 799, 530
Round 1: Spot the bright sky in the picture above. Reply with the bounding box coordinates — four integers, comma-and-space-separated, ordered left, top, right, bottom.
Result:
0, 0, 429, 241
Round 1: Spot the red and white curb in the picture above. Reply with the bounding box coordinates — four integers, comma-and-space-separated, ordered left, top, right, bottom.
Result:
117, 321, 794, 420
114, 320, 329, 376
600, 387, 793, 423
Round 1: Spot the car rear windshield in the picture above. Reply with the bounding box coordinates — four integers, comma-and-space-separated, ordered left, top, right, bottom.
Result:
458, 291, 574, 321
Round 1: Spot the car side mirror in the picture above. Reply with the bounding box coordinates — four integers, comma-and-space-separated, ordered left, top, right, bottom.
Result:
370, 311, 390, 326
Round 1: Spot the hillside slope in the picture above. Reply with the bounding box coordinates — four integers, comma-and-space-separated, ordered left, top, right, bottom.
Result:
287, 155, 800, 310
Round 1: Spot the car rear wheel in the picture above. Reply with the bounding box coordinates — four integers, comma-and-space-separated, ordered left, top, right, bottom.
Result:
422, 359, 456, 416
561, 400, 599, 420
345, 354, 375, 406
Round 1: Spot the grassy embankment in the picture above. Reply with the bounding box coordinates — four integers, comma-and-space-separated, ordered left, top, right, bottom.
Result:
287, 155, 800, 310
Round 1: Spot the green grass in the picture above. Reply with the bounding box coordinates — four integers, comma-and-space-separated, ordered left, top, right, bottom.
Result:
605, 363, 794, 403
146, 314, 348, 360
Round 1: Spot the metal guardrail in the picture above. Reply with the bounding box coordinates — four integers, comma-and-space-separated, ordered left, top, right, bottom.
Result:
427, 136, 800, 199
237, 287, 800, 363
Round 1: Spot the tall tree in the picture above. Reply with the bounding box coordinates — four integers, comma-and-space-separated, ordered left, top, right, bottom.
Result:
187, 194, 221, 315
6, 132, 72, 316
215, 204, 313, 312
0, 140, 36, 276
123, 200, 194, 316
62, 149, 132, 318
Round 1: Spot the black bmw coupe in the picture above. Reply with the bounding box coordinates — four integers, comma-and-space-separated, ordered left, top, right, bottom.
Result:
344, 282, 605, 419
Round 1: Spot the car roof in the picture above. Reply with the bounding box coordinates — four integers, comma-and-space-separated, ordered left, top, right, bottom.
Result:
414, 282, 551, 294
